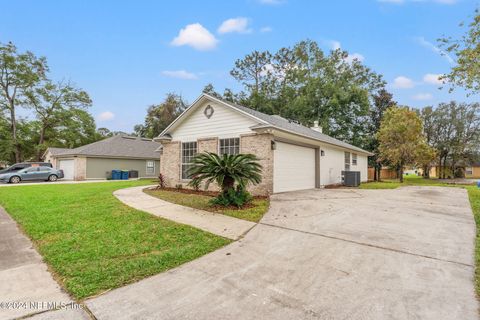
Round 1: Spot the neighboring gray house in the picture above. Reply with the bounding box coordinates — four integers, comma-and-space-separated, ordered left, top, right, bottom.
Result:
43, 135, 160, 180
155, 93, 372, 195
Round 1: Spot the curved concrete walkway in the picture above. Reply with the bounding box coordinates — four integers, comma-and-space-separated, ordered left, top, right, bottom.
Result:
113, 186, 256, 240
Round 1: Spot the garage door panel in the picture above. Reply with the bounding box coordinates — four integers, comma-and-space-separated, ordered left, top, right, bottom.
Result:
58, 159, 74, 180
273, 142, 316, 193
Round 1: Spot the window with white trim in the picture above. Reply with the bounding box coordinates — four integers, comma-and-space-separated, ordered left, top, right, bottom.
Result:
181, 142, 197, 179
146, 160, 155, 174
466, 167, 473, 175
219, 138, 240, 155
344, 152, 351, 171
352, 153, 357, 166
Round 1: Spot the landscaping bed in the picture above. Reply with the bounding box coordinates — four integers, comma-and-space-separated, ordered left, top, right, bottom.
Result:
0, 180, 230, 300
144, 188, 269, 223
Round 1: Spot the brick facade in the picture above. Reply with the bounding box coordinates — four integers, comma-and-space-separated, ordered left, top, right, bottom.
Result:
159, 141, 181, 187
198, 137, 218, 153
159, 133, 274, 196
240, 133, 274, 195
74, 157, 87, 180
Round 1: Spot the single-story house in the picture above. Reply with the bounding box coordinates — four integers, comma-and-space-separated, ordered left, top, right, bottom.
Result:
154, 93, 372, 195
429, 162, 480, 179
43, 135, 161, 180
466, 163, 480, 178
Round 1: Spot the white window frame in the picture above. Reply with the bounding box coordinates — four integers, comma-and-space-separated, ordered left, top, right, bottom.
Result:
146, 160, 155, 174
352, 153, 358, 166
344, 152, 351, 171
181, 141, 197, 180
219, 138, 240, 155
466, 167, 473, 175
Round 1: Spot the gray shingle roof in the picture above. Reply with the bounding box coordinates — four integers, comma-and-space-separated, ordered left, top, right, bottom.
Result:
47, 147, 72, 156
206, 94, 372, 155
54, 135, 161, 159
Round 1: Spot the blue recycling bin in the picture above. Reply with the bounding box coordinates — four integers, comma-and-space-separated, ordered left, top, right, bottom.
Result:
111, 169, 122, 180
121, 170, 129, 180
477, 180, 480, 188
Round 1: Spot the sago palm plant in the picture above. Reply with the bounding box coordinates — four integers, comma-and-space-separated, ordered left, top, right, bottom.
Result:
187, 152, 262, 196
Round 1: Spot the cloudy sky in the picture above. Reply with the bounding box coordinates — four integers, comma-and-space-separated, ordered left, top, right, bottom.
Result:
1, 0, 476, 131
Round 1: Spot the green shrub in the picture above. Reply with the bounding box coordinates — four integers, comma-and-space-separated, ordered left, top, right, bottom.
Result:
210, 186, 253, 208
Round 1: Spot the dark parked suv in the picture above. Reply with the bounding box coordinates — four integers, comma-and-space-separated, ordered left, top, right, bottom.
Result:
0, 162, 53, 174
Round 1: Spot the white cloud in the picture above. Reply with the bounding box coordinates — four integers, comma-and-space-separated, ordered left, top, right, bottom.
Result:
218, 17, 252, 34
326, 40, 364, 62
346, 53, 365, 63
330, 40, 341, 50
412, 93, 433, 101
161, 70, 198, 80
258, 0, 285, 5
260, 26, 273, 33
97, 111, 115, 122
415, 37, 454, 64
171, 23, 218, 51
392, 76, 415, 89
423, 73, 444, 85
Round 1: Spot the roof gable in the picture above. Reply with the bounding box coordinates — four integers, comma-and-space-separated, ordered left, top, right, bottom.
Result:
158, 94, 267, 138
156, 93, 372, 155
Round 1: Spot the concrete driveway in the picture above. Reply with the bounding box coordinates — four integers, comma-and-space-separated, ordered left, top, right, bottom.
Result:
87, 186, 478, 320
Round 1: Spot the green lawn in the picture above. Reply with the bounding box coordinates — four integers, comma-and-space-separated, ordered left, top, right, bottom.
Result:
144, 189, 269, 223
0, 180, 230, 300
361, 176, 480, 294
359, 175, 466, 189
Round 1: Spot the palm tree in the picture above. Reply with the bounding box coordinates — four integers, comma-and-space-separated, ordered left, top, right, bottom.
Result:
187, 152, 262, 194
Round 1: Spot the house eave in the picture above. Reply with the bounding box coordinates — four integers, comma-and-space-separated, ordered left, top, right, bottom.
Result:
251, 124, 374, 156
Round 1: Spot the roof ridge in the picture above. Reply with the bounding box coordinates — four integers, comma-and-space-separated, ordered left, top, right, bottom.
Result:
207, 94, 372, 155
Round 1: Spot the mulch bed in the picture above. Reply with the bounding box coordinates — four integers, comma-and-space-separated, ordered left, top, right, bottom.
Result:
149, 187, 219, 197
146, 186, 268, 211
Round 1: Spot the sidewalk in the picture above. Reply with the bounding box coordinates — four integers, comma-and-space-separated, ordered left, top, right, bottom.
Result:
114, 186, 256, 240
0, 207, 90, 320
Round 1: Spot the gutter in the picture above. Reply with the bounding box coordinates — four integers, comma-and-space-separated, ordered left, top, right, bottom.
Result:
250, 124, 374, 156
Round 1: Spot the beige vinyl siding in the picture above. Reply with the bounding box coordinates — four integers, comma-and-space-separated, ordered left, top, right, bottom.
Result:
86, 158, 160, 179
319, 145, 345, 186
356, 154, 369, 182
318, 145, 369, 185
466, 166, 480, 178
172, 101, 257, 142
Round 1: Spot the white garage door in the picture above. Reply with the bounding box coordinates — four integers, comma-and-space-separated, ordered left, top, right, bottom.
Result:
58, 159, 74, 180
273, 142, 316, 193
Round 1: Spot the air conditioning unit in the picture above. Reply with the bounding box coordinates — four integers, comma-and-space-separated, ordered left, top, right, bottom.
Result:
341, 171, 361, 187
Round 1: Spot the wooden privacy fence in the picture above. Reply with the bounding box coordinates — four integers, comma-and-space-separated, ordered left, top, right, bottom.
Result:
368, 168, 398, 181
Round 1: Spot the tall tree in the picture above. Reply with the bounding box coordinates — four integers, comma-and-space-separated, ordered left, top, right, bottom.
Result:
25, 80, 92, 160
420, 102, 480, 178
228, 40, 385, 148
377, 106, 435, 182
439, 10, 480, 94
230, 50, 273, 112
55, 108, 99, 149
134, 93, 187, 138
368, 89, 396, 180
0, 42, 47, 162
